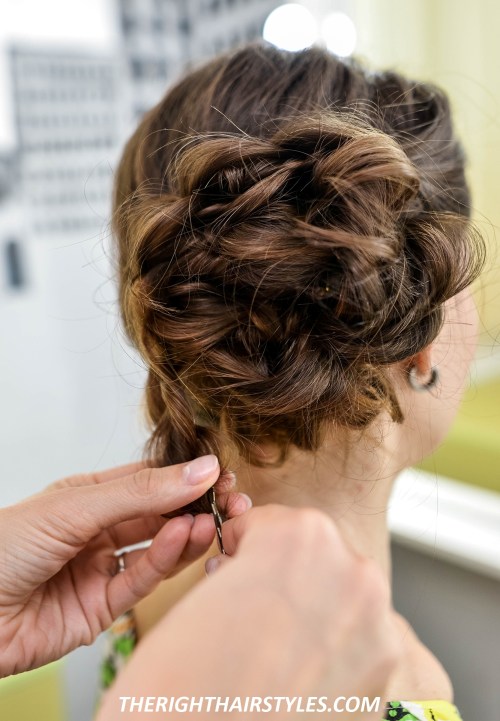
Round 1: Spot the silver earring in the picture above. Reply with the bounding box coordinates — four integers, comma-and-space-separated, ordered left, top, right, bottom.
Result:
408, 365, 439, 392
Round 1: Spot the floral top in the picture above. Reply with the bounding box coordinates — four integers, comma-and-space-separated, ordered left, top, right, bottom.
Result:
99, 610, 464, 721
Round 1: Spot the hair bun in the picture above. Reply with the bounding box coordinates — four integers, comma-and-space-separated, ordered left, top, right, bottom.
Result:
117, 110, 482, 475
132, 114, 421, 321
177, 113, 421, 245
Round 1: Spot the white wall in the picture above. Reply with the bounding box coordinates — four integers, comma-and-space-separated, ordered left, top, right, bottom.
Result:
392, 542, 500, 719
0, 234, 148, 507
0, 233, 149, 721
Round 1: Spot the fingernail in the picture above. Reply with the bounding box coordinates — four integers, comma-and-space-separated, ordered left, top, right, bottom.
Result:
205, 557, 221, 575
182, 513, 195, 526
237, 492, 253, 510
183, 454, 219, 484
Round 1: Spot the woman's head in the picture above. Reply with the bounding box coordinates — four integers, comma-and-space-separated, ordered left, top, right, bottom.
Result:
112, 42, 485, 508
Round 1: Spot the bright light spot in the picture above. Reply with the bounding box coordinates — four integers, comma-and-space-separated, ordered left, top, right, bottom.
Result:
263, 3, 319, 52
321, 12, 357, 57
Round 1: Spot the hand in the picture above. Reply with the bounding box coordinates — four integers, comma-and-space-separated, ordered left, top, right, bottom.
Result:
203, 505, 400, 716
0, 455, 250, 677
97, 505, 401, 721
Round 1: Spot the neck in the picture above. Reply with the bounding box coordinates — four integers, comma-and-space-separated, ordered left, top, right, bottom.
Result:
232, 417, 403, 586
231, 419, 457, 703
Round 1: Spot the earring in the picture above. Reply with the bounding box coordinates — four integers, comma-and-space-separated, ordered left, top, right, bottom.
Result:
408, 365, 439, 392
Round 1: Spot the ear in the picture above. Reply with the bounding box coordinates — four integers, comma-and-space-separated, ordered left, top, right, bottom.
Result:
404, 344, 434, 378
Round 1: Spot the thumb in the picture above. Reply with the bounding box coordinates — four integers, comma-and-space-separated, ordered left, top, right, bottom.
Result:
28, 455, 221, 547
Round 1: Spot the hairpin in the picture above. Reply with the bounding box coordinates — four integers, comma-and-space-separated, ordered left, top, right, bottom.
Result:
316, 284, 332, 298
209, 486, 226, 554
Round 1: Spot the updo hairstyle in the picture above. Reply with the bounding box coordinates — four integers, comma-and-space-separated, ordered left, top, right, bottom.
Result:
112, 43, 485, 514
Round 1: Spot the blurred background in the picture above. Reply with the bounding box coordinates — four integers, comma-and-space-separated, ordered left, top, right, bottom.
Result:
0, 1, 499, 719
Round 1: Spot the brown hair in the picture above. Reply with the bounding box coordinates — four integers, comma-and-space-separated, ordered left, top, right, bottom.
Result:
112, 42, 485, 514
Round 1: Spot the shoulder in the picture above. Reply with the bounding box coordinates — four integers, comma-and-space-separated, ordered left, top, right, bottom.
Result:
384, 612, 454, 704
134, 539, 217, 638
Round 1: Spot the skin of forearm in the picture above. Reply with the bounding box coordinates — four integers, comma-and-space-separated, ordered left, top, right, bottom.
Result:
96, 571, 332, 720
96, 512, 397, 721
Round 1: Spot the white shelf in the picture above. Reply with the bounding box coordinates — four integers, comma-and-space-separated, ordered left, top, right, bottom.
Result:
388, 468, 500, 581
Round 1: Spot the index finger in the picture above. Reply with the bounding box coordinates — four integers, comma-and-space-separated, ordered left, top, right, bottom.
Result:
108, 490, 252, 550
